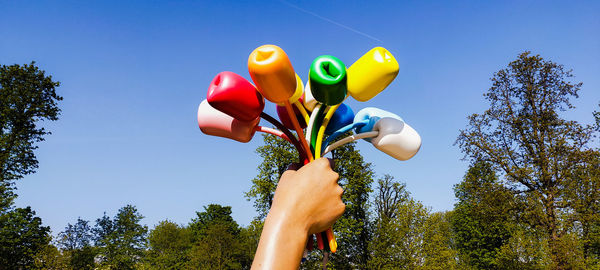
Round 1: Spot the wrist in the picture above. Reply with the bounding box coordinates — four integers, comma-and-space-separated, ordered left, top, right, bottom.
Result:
252, 206, 308, 269
266, 205, 309, 237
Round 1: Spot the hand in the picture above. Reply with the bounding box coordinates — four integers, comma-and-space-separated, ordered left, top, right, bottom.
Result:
251, 158, 345, 269
272, 158, 345, 235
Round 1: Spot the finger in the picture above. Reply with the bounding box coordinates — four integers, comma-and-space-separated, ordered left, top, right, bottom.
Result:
335, 202, 346, 219
331, 171, 340, 184
314, 157, 335, 171
335, 185, 344, 198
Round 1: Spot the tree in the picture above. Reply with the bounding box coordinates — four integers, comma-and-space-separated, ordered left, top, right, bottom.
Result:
189, 204, 239, 238
451, 162, 516, 269
421, 211, 458, 270
493, 225, 557, 269
564, 150, 600, 267
456, 51, 597, 268
0, 182, 14, 213
93, 205, 148, 269
0, 62, 62, 211
368, 175, 430, 269
0, 206, 51, 268
146, 220, 192, 269
57, 218, 96, 270
238, 219, 263, 266
33, 242, 69, 270
187, 204, 251, 269
368, 175, 413, 269
368, 175, 457, 269
369, 175, 464, 270
188, 222, 244, 269
58, 217, 94, 250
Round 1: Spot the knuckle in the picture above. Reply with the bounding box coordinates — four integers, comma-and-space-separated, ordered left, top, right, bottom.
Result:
315, 158, 325, 168
317, 158, 329, 168
338, 202, 346, 215
331, 171, 340, 182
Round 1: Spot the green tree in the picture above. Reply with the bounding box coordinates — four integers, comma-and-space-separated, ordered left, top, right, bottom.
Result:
187, 204, 251, 269
58, 218, 93, 250
0, 206, 51, 268
421, 211, 458, 270
189, 204, 239, 238
370, 176, 458, 270
564, 150, 600, 268
368, 175, 430, 269
456, 51, 597, 268
32, 242, 69, 270
146, 220, 192, 269
0, 62, 62, 211
494, 227, 553, 269
93, 205, 148, 269
368, 175, 413, 269
238, 219, 263, 266
0, 182, 14, 213
58, 218, 97, 270
451, 162, 515, 268
188, 222, 243, 269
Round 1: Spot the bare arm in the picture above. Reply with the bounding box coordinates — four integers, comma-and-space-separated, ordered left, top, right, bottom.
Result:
251, 158, 345, 269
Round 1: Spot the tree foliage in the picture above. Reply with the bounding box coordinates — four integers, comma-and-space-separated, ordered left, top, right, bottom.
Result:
93, 205, 148, 269
32, 241, 69, 270
189, 204, 239, 238
456, 51, 598, 268
58, 217, 94, 251
187, 204, 253, 269
145, 220, 192, 269
369, 175, 425, 269
0, 206, 51, 268
188, 222, 244, 269
421, 211, 458, 270
0, 62, 62, 211
0, 62, 64, 270
369, 175, 456, 269
451, 161, 516, 269
57, 217, 96, 270
564, 150, 600, 267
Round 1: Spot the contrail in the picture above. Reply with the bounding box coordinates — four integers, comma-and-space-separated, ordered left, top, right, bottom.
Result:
279, 0, 383, 43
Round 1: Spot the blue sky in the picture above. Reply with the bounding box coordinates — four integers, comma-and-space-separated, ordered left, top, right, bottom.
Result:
1, 0, 599, 234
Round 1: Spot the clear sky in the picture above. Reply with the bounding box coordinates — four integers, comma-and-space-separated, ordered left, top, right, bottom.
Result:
2, 0, 599, 234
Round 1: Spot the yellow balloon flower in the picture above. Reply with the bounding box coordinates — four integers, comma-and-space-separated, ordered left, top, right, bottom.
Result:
347, 47, 399, 102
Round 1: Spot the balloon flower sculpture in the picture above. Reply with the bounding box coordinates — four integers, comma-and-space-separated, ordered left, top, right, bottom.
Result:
197, 45, 421, 255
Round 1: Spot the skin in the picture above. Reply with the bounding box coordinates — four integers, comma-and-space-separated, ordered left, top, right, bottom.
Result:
251, 158, 345, 269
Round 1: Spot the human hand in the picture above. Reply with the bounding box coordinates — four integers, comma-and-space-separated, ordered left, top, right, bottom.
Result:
251, 158, 345, 269
271, 158, 345, 235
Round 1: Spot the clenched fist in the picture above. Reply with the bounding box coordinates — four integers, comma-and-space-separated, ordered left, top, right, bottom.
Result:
252, 158, 345, 269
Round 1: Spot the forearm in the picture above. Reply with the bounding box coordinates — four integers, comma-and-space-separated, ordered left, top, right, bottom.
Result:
251, 208, 308, 269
